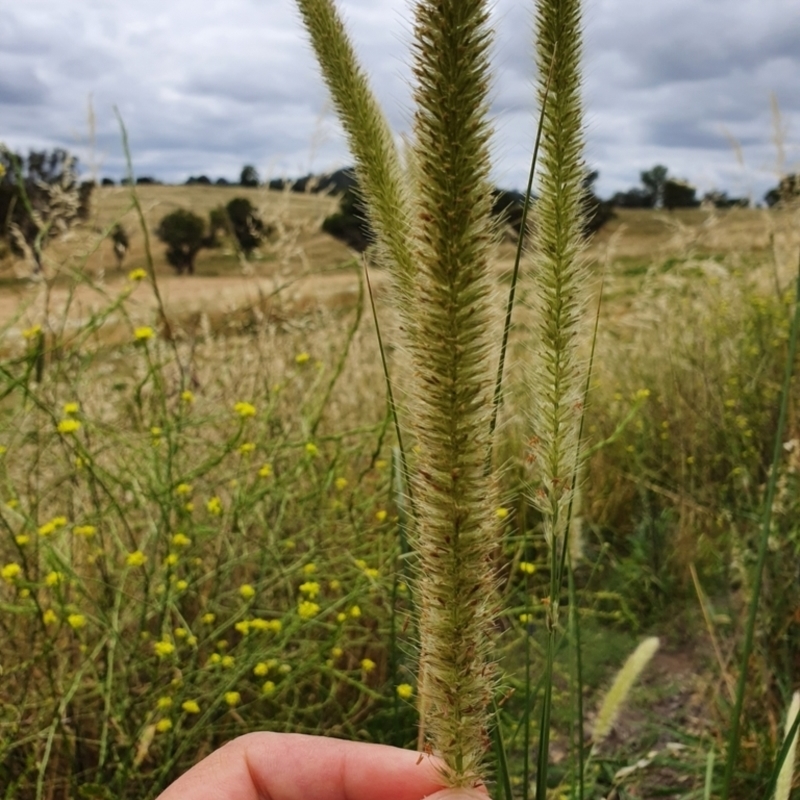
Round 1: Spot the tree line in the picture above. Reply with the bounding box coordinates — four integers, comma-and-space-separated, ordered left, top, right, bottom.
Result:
2, 147, 798, 277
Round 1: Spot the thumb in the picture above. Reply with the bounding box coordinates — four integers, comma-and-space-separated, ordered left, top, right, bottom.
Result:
425, 789, 489, 800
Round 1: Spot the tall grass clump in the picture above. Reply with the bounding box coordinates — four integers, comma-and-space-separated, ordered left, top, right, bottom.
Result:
296, 0, 501, 786
295, 0, 598, 788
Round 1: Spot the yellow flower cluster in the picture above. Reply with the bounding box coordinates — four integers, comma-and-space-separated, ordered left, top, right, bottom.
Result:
299, 581, 320, 598
297, 601, 320, 619
233, 401, 256, 418
206, 496, 222, 515
57, 419, 81, 435
38, 516, 68, 536
134, 326, 155, 342
1, 563, 21, 582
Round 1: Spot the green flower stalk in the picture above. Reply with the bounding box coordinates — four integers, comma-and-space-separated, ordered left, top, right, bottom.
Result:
293, 0, 416, 307
527, 0, 589, 560
295, 0, 500, 787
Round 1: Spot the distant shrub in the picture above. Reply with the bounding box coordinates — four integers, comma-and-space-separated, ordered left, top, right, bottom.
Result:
225, 197, 271, 257
322, 188, 372, 252
240, 165, 260, 187
156, 209, 207, 275
111, 223, 129, 270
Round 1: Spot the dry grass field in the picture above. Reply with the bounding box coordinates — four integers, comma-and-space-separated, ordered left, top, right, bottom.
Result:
0, 183, 798, 798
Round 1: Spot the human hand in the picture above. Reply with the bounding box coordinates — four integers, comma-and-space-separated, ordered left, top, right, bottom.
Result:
156, 732, 487, 800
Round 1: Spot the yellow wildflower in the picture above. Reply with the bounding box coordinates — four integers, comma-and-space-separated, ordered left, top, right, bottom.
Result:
201, 612, 215, 625
349, 605, 361, 619
519, 613, 531, 623
67, 613, 86, 630
73, 525, 96, 537
297, 601, 320, 619
364, 568, 379, 579
164, 553, 178, 567
1, 563, 21, 582
361, 658, 376, 673
221, 655, 235, 669
181, 700, 200, 715
267, 619, 282, 634
354, 559, 367, 570
334, 477, 348, 490
239, 442, 256, 455
331, 646, 343, 659
128, 268, 147, 281
126, 550, 147, 567
155, 719, 173, 733
233, 401, 256, 418
44, 571, 63, 587
235, 620, 251, 635
224, 691, 241, 707
57, 419, 81, 435
495, 507, 509, 519
175, 580, 188, 592
239, 584, 255, 600
396, 683, 414, 700
150, 426, 162, 437
634, 388, 651, 401
337, 612, 347, 623
181, 390, 195, 404
262, 680, 276, 697
43, 609, 58, 625
304, 442, 318, 457
302, 563, 317, 576
519, 562, 536, 575
375, 459, 388, 470
63, 402, 80, 415
254, 662, 270, 676
134, 326, 155, 342
6, 498, 18, 509
174, 627, 187, 639
299, 581, 320, 598
375, 510, 387, 523
258, 463, 272, 478
329, 579, 341, 591
171, 532, 191, 548
154, 640, 175, 658
295, 352, 310, 365
175, 483, 192, 496
22, 324, 42, 340
15, 534, 29, 546
157, 696, 173, 710
206, 496, 222, 515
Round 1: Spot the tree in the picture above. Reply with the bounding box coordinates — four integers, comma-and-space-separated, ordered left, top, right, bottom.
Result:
240, 165, 260, 187
640, 164, 668, 208
322, 187, 372, 251
111, 224, 130, 270
662, 178, 699, 209
156, 209, 206, 274
0, 147, 87, 274
225, 197, 269, 256
764, 174, 799, 207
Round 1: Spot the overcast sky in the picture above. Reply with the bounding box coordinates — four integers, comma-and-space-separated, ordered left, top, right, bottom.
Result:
2, 0, 798, 200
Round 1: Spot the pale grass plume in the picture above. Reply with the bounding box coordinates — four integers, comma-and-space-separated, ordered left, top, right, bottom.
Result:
775, 691, 800, 800
527, 0, 590, 554
592, 636, 660, 744
292, 0, 416, 310
407, 0, 499, 785
295, 0, 501, 786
